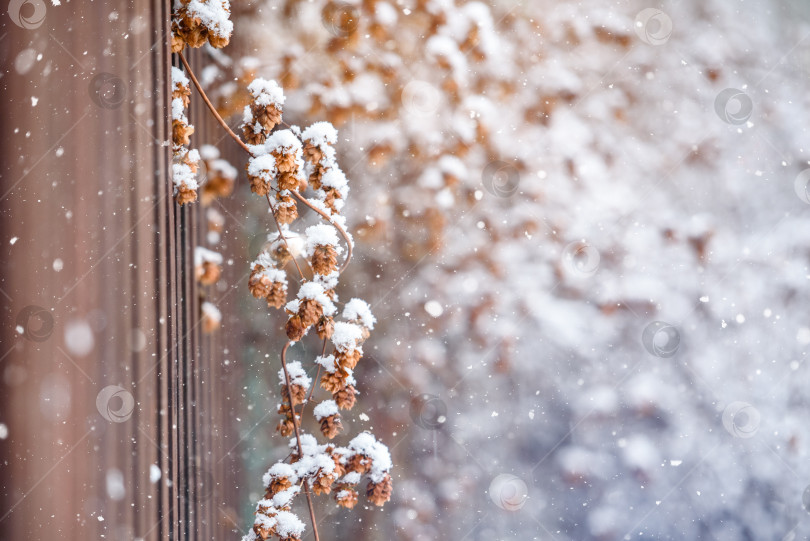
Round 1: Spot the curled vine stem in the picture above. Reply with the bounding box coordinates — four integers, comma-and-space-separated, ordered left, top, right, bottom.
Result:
178, 51, 251, 156
280, 341, 321, 541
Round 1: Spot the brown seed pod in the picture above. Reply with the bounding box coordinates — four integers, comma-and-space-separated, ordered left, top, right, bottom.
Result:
320, 414, 343, 439
320, 371, 345, 393
310, 471, 335, 495
311, 245, 338, 275
299, 299, 324, 328
275, 195, 298, 225
285, 315, 306, 341
333, 384, 357, 410
266, 282, 287, 309
366, 473, 393, 506
174, 185, 198, 206
316, 316, 335, 340
334, 485, 358, 509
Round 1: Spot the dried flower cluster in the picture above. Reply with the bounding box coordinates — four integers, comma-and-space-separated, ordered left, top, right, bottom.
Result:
171, 0, 233, 52
199, 144, 237, 205
169, 3, 393, 538
171, 67, 200, 205
194, 246, 223, 285
252, 431, 392, 541
238, 82, 391, 540
242, 79, 285, 145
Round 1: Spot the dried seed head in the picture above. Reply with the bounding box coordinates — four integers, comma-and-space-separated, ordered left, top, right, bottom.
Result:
171, 33, 186, 53
303, 143, 323, 165
266, 282, 287, 309
285, 315, 306, 341
333, 384, 357, 410
196, 261, 221, 285
320, 371, 345, 393
248, 269, 272, 299
244, 79, 284, 137
314, 400, 342, 439
201, 302, 221, 333
335, 486, 359, 509
320, 414, 343, 439
265, 476, 292, 498
201, 157, 237, 205
346, 454, 371, 475
276, 418, 295, 437
275, 195, 299, 225
366, 473, 393, 506
311, 244, 338, 275
298, 298, 324, 329
172, 2, 233, 51
174, 184, 198, 206
336, 348, 362, 371
281, 384, 307, 406
316, 316, 335, 340
171, 68, 191, 107
277, 171, 300, 192
172, 120, 195, 147
310, 471, 335, 495
309, 164, 326, 191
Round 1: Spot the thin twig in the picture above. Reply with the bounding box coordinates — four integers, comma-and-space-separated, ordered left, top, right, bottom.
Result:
280, 342, 321, 541
266, 194, 306, 281
290, 191, 353, 273
300, 338, 328, 418
178, 50, 252, 155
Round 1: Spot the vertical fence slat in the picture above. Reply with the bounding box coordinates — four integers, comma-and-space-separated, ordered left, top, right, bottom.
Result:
0, 2, 235, 539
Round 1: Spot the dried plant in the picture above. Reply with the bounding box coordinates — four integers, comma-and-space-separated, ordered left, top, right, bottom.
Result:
170, 3, 392, 540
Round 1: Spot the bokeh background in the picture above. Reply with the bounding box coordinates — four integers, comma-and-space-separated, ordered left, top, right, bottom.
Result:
2, 0, 810, 540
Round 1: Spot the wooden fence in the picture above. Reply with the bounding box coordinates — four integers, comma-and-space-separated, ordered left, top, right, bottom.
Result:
0, 2, 243, 538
